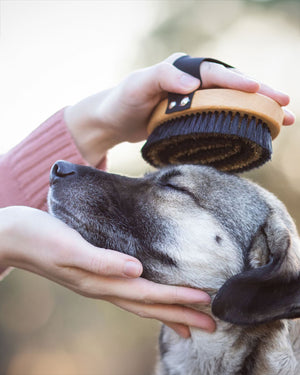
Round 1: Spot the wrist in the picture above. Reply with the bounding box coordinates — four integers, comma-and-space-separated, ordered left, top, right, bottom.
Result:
64, 88, 122, 166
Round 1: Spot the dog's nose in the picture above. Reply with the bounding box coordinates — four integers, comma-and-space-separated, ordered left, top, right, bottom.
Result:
50, 160, 77, 184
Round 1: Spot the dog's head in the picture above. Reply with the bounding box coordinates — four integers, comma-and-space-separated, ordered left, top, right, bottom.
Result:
48, 161, 300, 326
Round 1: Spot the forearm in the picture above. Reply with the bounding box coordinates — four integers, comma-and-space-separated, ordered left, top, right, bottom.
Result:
0, 109, 100, 211
64, 88, 123, 166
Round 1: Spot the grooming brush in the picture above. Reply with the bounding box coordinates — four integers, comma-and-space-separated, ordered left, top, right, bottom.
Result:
141, 56, 284, 173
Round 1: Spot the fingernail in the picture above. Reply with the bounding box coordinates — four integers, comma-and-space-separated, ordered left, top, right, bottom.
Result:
244, 76, 259, 84
179, 329, 191, 339
274, 88, 289, 96
180, 73, 200, 89
283, 108, 296, 125
197, 321, 216, 334
243, 77, 260, 90
276, 91, 290, 106
284, 107, 295, 116
124, 261, 142, 277
190, 291, 211, 304
201, 294, 211, 305
205, 321, 217, 333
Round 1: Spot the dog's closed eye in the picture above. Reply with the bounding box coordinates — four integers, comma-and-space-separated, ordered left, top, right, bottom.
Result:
159, 169, 182, 183
163, 182, 189, 194
157, 170, 203, 206
160, 181, 202, 208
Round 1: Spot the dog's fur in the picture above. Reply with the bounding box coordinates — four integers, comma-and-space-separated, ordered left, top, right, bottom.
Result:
48, 161, 300, 375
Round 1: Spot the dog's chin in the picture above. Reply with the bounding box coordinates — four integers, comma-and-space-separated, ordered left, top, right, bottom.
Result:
48, 194, 92, 243
48, 193, 137, 259
49, 195, 76, 226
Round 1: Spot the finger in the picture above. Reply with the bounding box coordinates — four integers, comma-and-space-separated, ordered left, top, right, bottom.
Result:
163, 55, 260, 93
96, 277, 211, 305
201, 64, 295, 125
136, 62, 201, 98
163, 52, 187, 65
107, 297, 216, 333
283, 108, 296, 126
255, 83, 295, 125
200, 62, 260, 92
67, 241, 143, 278
58, 271, 212, 306
257, 83, 290, 106
162, 321, 191, 339
229, 68, 292, 108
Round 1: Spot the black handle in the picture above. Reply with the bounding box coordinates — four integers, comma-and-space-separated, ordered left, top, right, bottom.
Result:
165, 56, 234, 114
173, 55, 234, 87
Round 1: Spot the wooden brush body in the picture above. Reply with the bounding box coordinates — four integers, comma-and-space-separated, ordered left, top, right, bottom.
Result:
147, 89, 283, 139
142, 89, 284, 173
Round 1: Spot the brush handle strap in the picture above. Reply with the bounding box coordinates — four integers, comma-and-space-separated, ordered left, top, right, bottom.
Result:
173, 56, 233, 87
166, 56, 234, 114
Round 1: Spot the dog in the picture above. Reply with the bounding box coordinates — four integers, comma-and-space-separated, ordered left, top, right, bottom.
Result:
48, 160, 300, 375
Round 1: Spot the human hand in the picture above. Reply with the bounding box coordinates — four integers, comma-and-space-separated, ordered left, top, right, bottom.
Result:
0, 206, 214, 338
65, 52, 294, 165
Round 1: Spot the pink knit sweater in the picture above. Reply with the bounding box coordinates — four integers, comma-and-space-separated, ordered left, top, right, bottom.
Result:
0, 108, 106, 278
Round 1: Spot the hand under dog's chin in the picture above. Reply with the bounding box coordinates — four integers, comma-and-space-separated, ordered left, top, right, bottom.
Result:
48, 192, 105, 247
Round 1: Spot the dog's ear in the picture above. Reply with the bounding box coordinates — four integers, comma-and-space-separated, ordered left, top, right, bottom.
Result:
212, 211, 300, 325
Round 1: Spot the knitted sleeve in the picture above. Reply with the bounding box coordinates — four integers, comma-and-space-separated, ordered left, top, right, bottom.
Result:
0, 108, 107, 278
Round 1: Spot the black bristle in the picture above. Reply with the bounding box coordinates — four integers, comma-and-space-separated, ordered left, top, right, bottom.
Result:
209, 112, 218, 133
238, 116, 248, 138
214, 111, 224, 133
141, 111, 273, 173
246, 117, 256, 142
197, 113, 207, 132
230, 112, 240, 135
256, 119, 263, 147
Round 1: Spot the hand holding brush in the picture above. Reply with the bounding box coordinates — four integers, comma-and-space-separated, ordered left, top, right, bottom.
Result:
141, 54, 294, 172
65, 52, 294, 167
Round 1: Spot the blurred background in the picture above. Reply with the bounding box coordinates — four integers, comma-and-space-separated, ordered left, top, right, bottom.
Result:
0, 0, 299, 374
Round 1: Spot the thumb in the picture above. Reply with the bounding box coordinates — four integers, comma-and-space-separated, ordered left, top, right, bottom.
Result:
153, 62, 200, 94
134, 61, 200, 98
69, 240, 143, 278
